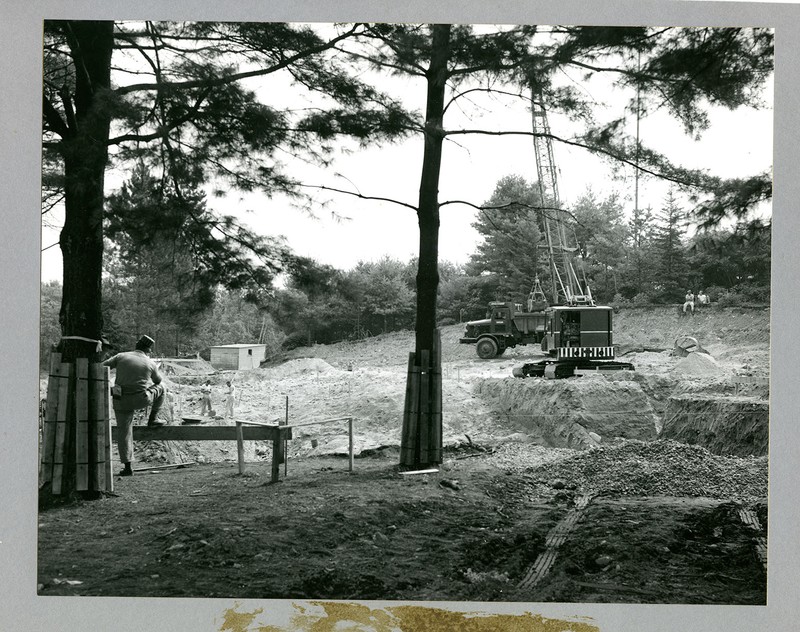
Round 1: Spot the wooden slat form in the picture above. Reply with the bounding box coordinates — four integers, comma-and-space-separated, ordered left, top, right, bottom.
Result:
111, 424, 292, 442
400, 352, 420, 466
51, 362, 73, 495
40, 353, 63, 485
75, 359, 90, 491
89, 363, 107, 491
399, 352, 415, 463
429, 329, 443, 464
104, 367, 114, 492
418, 349, 431, 463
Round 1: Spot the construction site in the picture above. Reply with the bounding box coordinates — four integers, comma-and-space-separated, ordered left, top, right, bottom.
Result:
36, 305, 769, 603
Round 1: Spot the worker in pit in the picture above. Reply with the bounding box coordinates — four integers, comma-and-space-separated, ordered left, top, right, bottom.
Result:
200, 380, 213, 415
103, 335, 167, 477
224, 380, 236, 418
682, 290, 695, 316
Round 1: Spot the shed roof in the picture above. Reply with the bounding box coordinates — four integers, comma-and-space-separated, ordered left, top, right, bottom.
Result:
210, 343, 266, 349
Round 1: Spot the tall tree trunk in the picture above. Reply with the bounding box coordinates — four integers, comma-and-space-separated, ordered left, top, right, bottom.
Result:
400, 24, 451, 468
42, 22, 114, 501
58, 21, 114, 363
414, 24, 450, 355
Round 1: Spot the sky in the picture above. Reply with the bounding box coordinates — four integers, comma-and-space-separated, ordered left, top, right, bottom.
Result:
39, 24, 774, 282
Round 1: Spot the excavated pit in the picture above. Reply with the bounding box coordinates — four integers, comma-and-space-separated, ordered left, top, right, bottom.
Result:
660, 394, 769, 456
474, 367, 768, 456
474, 374, 660, 449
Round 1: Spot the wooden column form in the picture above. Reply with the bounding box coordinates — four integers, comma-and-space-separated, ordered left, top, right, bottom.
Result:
399, 328, 443, 467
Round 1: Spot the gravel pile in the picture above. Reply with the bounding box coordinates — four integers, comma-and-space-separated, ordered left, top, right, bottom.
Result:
489, 443, 576, 473
494, 440, 767, 504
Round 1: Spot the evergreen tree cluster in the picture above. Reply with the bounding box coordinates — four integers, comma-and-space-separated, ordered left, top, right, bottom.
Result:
40, 174, 770, 367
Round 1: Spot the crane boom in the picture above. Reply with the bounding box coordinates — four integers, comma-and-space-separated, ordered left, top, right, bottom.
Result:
531, 87, 593, 306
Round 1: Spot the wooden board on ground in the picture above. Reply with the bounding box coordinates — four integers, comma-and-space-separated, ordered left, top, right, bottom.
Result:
111, 424, 292, 442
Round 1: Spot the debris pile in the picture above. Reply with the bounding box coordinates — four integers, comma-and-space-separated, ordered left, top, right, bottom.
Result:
522, 440, 767, 503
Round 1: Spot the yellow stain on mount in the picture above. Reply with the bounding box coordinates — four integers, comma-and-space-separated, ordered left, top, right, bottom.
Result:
219, 602, 600, 632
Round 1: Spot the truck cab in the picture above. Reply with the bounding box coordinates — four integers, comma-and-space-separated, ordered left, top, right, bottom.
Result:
460, 301, 547, 358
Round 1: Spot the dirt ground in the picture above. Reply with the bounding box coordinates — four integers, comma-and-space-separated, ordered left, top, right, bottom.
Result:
37, 306, 769, 603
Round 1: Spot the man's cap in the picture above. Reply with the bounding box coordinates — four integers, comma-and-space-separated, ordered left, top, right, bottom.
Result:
137, 335, 155, 349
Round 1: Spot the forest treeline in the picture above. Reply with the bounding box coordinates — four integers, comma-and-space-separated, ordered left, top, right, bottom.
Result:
40, 173, 770, 366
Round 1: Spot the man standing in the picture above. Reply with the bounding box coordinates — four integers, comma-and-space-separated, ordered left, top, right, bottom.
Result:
103, 335, 167, 476
200, 380, 213, 416
224, 380, 236, 418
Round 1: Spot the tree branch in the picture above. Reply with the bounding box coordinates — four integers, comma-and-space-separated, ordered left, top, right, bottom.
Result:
114, 24, 363, 95
295, 183, 419, 212
42, 95, 70, 138
444, 127, 715, 190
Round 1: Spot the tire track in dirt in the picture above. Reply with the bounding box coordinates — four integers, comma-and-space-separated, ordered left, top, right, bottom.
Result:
516, 494, 594, 590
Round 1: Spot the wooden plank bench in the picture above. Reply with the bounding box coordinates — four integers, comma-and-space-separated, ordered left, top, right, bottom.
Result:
111, 422, 293, 482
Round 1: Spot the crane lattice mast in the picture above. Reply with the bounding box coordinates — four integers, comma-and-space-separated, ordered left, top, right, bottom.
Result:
531, 86, 593, 306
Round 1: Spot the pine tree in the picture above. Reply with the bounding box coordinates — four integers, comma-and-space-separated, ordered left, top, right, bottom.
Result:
620, 204, 656, 300
467, 175, 545, 301
42, 20, 411, 365
651, 189, 690, 301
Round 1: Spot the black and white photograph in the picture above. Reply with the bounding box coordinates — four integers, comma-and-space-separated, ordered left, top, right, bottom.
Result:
2, 2, 799, 631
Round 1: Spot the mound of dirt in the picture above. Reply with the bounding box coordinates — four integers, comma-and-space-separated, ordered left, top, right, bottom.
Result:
474, 374, 659, 449
274, 357, 338, 376
672, 352, 728, 378
157, 358, 216, 376
660, 394, 769, 456
521, 439, 767, 503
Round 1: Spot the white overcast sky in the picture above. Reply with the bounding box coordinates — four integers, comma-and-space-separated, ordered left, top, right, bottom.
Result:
40, 23, 774, 281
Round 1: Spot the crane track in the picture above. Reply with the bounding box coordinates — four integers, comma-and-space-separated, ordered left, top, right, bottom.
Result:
515, 496, 767, 594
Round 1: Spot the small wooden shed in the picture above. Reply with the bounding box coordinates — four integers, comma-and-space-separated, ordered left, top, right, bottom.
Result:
209, 344, 266, 370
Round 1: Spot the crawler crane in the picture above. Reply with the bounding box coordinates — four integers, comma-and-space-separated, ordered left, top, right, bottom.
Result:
512, 87, 634, 378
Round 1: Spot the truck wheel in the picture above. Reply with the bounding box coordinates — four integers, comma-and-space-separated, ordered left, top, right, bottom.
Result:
476, 337, 499, 359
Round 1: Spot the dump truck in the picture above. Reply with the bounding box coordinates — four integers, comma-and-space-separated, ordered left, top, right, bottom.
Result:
459, 301, 547, 358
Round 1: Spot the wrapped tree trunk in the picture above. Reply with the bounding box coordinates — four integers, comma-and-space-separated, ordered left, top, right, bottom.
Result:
399, 24, 450, 468
42, 21, 115, 498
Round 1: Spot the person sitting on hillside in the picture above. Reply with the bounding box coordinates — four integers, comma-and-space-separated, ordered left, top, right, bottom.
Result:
682, 290, 695, 316
103, 335, 167, 476
697, 290, 709, 310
